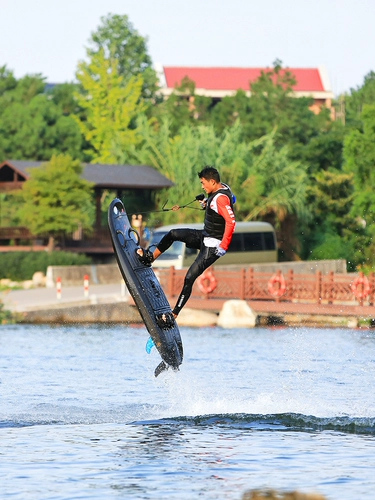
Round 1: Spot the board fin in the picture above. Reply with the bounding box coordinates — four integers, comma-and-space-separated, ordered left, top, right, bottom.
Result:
154, 360, 169, 377
145, 336, 155, 354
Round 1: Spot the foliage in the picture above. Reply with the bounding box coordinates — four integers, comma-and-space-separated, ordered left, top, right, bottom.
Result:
307, 170, 355, 235
344, 104, 375, 186
299, 170, 364, 269
309, 233, 355, 265
0, 300, 14, 324
0, 192, 21, 227
343, 104, 375, 224
17, 154, 94, 250
74, 49, 145, 163
0, 71, 83, 162
209, 89, 252, 134
151, 77, 212, 135
3, 39, 375, 267
48, 82, 82, 116
129, 117, 308, 237
0, 251, 92, 281
295, 121, 345, 176
0, 65, 17, 95
87, 13, 158, 100
345, 71, 375, 128
240, 134, 309, 224
343, 103, 375, 269
209, 60, 330, 149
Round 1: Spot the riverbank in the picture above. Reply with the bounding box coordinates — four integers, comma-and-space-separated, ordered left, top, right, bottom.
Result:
2, 283, 375, 328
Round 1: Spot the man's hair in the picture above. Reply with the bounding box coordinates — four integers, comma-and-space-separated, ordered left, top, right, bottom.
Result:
198, 166, 220, 183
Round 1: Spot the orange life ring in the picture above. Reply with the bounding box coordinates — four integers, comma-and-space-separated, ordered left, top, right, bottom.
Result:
197, 270, 217, 294
268, 273, 286, 297
351, 275, 370, 299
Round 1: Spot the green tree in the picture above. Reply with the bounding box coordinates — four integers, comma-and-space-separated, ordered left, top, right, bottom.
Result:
0, 74, 82, 162
74, 49, 145, 163
0, 65, 17, 97
247, 61, 330, 147
296, 122, 345, 176
48, 82, 82, 116
18, 154, 94, 251
151, 77, 212, 135
300, 170, 362, 269
87, 13, 157, 100
343, 103, 375, 269
130, 117, 308, 256
344, 71, 375, 128
207, 60, 330, 151
209, 89, 252, 134
344, 104, 375, 221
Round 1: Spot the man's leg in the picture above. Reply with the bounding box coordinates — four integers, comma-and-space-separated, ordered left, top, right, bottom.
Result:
172, 245, 219, 317
137, 229, 201, 264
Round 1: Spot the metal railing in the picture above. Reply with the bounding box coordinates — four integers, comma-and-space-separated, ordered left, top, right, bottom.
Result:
156, 267, 375, 307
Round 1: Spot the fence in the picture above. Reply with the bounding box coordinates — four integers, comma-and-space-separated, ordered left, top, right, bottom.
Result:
155, 267, 375, 307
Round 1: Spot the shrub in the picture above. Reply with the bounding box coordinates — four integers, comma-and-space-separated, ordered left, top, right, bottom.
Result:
0, 301, 14, 324
0, 251, 92, 281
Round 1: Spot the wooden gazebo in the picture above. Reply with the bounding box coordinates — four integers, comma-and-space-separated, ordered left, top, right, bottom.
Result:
0, 160, 174, 255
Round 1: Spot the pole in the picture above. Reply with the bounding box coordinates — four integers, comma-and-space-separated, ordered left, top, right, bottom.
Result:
56, 277, 62, 300
84, 274, 89, 298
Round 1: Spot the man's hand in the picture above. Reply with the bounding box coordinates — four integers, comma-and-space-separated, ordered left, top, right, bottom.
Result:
199, 198, 207, 209
196, 193, 207, 209
215, 246, 226, 257
171, 205, 180, 211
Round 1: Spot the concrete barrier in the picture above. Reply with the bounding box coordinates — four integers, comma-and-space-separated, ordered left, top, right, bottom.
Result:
218, 259, 347, 275
46, 264, 122, 287
45, 259, 347, 288
18, 302, 142, 324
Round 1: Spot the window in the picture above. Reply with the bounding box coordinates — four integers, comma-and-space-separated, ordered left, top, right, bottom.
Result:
243, 233, 263, 251
228, 233, 243, 252
263, 232, 276, 250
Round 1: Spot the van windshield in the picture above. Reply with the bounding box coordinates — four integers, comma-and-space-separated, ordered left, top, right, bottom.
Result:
150, 232, 184, 260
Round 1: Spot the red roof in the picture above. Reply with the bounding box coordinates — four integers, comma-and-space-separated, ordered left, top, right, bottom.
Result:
163, 67, 325, 92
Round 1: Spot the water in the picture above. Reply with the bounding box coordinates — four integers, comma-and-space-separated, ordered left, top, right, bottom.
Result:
0, 324, 374, 499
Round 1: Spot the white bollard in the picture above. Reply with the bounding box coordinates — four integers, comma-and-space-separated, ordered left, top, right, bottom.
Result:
84, 274, 89, 297
56, 277, 62, 300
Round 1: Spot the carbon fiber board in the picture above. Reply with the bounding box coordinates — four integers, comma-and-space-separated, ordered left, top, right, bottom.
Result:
108, 198, 183, 375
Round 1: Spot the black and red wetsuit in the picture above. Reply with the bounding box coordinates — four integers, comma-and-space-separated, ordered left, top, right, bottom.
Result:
157, 184, 236, 316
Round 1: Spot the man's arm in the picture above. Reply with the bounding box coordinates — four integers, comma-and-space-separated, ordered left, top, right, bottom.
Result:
216, 194, 236, 251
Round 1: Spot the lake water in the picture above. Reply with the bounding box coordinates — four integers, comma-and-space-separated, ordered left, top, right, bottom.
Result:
0, 324, 374, 499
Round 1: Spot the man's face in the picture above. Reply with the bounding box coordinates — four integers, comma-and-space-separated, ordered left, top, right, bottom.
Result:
200, 177, 216, 195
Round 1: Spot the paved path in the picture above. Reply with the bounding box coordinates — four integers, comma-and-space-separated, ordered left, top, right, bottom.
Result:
0, 283, 127, 312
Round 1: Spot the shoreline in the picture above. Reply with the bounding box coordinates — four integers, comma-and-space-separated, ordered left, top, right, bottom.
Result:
2, 287, 374, 328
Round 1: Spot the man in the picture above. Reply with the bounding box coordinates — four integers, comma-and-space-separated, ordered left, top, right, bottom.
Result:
136, 166, 236, 317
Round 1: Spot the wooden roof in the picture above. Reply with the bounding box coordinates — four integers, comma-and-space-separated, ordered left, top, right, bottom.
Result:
0, 160, 174, 190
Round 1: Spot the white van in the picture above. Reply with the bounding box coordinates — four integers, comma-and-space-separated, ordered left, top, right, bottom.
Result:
148, 221, 277, 269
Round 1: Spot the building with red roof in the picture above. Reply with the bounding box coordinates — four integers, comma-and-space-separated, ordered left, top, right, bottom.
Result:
157, 66, 335, 116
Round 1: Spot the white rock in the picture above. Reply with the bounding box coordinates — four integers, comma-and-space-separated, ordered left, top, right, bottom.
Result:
32, 271, 46, 287
177, 307, 217, 327
217, 300, 257, 328
22, 280, 34, 289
